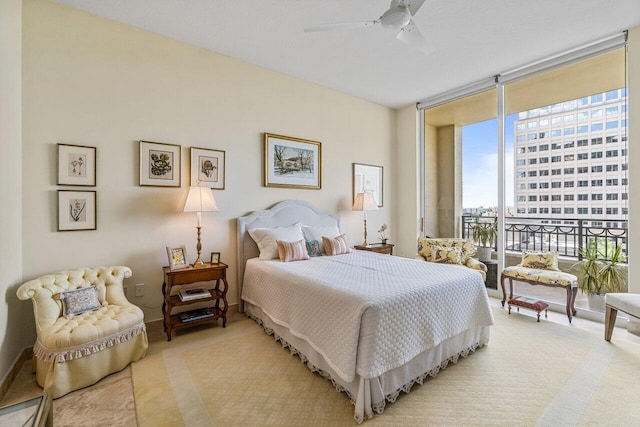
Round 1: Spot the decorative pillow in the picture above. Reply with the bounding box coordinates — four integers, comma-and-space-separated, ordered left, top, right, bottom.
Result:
520, 251, 559, 271
248, 223, 304, 260
322, 235, 352, 256
430, 245, 463, 265
305, 240, 323, 257
302, 225, 341, 253
276, 239, 311, 262
418, 237, 476, 262
59, 287, 103, 319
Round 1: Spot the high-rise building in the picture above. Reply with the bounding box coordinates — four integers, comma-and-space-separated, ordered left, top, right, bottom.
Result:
513, 89, 628, 229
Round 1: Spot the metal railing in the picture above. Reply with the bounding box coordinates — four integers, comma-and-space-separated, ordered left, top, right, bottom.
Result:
461, 215, 628, 261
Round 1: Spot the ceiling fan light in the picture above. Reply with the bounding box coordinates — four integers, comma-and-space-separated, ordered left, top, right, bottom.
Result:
380, 5, 411, 30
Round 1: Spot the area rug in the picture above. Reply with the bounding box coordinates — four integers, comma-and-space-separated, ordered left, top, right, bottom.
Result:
131, 308, 640, 426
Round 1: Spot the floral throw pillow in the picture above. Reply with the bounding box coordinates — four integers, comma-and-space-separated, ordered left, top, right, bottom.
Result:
430, 245, 463, 265
521, 251, 559, 271
59, 286, 103, 319
305, 240, 323, 257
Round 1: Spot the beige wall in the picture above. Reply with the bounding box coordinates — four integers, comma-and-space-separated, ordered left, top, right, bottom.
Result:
0, 0, 27, 385
21, 0, 395, 331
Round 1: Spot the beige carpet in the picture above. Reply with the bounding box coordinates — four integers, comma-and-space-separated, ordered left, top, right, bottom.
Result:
132, 309, 640, 426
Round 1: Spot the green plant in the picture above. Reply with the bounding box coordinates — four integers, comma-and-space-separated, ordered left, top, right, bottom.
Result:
471, 220, 497, 248
573, 243, 626, 296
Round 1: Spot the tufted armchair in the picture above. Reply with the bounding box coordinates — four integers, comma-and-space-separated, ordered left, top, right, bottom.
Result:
416, 237, 487, 281
17, 266, 148, 398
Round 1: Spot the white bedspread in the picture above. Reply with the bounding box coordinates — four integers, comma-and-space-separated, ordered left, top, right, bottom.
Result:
242, 251, 494, 383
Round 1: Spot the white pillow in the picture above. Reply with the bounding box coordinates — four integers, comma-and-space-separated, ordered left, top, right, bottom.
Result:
248, 223, 304, 260
302, 225, 341, 246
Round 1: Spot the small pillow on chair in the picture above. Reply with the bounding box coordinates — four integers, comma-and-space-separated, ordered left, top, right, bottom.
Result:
277, 239, 311, 262
521, 251, 559, 271
59, 287, 104, 319
322, 235, 352, 255
430, 245, 463, 265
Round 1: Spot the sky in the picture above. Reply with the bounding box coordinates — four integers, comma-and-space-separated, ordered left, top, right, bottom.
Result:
462, 114, 517, 208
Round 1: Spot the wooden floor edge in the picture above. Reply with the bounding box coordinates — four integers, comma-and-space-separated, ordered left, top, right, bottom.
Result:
0, 347, 34, 403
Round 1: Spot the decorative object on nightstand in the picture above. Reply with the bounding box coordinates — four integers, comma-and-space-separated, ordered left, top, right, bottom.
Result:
162, 263, 229, 341
378, 223, 388, 244
355, 243, 394, 255
166, 245, 189, 271
352, 192, 378, 246
210, 252, 221, 264
183, 186, 219, 267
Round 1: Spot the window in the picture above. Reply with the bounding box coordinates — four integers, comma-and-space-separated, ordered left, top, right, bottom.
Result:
517, 135, 526, 143
564, 194, 574, 201
552, 116, 562, 124
517, 208, 525, 214
621, 148, 628, 156
578, 208, 588, 215
606, 179, 618, 186
528, 208, 537, 214
540, 195, 549, 201
578, 194, 588, 201
517, 159, 526, 166
564, 168, 574, 174
606, 150, 618, 157
606, 106, 618, 115
529, 183, 537, 189
606, 89, 619, 101
539, 182, 549, 188
622, 178, 628, 185
591, 123, 603, 132
577, 125, 588, 133
539, 170, 549, 176
518, 147, 526, 154
552, 208, 562, 214
565, 208, 574, 214
623, 208, 629, 215
552, 168, 562, 175
564, 181, 574, 188
518, 183, 526, 190
577, 139, 588, 147
591, 93, 603, 103
591, 165, 603, 173
517, 195, 526, 202
578, 180, 588, 187
592, 109, 603, 118
528, 195, 537, 202
622, 194, 628, 201
606, 164, 619, 172
552, 143, 561, 150
606, 121, 618, 129
539, 132, 548, 139
528, 133, 537, 141
592, 208, 603, 215
607, 208, 619, 215
592, 193, 603, 201
540, 208, 549, 214
517, 171, 526, 178
539, 157, 549, 163
528, 146, 537, 152
592, 179, 603, 186
578, 97, 589, 106
577, 153, 588, 160
564, 154, 575, 161
551, 195, 561, 201
577, 111, 589, 121
591, 137, 603, 145
592, 221, 603, 227
539, 144, 549, 151
528, 171, 537, 177
528, 121, 537, 128
606, 135, 618, 143
577, 167, 588, 173
529, 158, 537, 165
591, 152, 603, 159
551, 156, 561, 162
551, 130, 561, 137
606, 193, 618, 200
622, 163, 628, 171
552, 182, 561, 188
564, 127, 575, 136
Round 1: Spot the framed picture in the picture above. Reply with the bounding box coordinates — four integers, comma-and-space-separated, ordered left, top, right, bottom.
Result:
210, 252, 221, 264
190, 147, 225, 189
264, 133, 321, 189
166, 245, 189, 270
353, 163, 383, 207
57, 190, 97, 231
57, 143, 96, 186
139, 141, 181, 187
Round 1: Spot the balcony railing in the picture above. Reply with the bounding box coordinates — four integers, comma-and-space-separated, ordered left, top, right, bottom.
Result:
461, 215, 628, 261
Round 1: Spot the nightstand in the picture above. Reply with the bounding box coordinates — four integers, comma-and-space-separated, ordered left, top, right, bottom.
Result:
354, 243, 394, 255
162, 263, 228, 341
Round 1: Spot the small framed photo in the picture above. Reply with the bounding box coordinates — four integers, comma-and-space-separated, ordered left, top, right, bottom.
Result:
167, 245, 189, 270
210, 252, 221, 264
57, 143, 96, 186
190, 147, 225, 189
58, 190, 97, 231
353, 163, 383, 207
264, 133, 321, 189
140, 141, 181, 187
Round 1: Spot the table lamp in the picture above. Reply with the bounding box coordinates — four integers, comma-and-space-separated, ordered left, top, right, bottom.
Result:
352, 192, 378, 246
183, 186, 219, 267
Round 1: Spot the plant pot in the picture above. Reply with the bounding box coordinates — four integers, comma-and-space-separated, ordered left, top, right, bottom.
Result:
476, 246, 493, 262
381, 239, 388, 245
587, 294, 606, 312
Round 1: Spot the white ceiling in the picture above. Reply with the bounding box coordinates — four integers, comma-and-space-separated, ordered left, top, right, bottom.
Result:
53, 0, 640, 109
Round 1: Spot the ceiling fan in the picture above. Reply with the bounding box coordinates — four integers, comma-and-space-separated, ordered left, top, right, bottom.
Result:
304, 0, 433, 54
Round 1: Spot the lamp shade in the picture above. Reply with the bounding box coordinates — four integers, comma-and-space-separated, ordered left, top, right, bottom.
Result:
182, 186, 219, 213
352, 192, 378, 211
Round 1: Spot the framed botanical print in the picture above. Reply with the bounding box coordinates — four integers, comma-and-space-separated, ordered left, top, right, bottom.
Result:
166, 245, 189, 270
190, 147, 225, 189
139, 141, 181, 187
353, 163, 383, 207
264, 133, 321, 189
57, 143, 96, 186
57, 190, 97, 231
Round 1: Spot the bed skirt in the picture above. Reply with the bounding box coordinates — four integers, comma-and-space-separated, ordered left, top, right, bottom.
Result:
244, 302, 490, 423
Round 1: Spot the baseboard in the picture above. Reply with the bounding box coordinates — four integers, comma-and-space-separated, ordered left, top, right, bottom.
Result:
0, 347, 33, 403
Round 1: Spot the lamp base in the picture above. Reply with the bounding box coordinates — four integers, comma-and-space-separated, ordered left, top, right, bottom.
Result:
192, 257, 206, 267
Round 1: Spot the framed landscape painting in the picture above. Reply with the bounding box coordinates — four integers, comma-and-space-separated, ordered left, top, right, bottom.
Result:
57, 143, 96, 186
190, 147, 225, 189
139, 141, 181, 187
353, 163, 383, 207
58, 190, 97, 231
264, 133, 321, 189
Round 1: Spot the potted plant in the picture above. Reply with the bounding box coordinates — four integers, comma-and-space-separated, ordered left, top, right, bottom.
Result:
573, 242, 627, 311
471, 220, 497, 262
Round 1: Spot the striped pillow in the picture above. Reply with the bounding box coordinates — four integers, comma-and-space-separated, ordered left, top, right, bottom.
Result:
322, 235, 352, 256
276, 239, 311, 262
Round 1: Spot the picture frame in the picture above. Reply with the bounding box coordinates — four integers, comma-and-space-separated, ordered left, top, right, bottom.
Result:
210, 252, 221, 264
57, 190, 97, 231
166, 245, 189, 270
57, 143, 96, 186
139, 141, 181, 187
190, 147, 225, 189
353, 163, 383, 207
264, 133, 321, 189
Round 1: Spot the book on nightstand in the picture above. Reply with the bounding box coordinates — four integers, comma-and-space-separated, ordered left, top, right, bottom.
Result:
179, 288, 211, 302
178, 308, 214, 323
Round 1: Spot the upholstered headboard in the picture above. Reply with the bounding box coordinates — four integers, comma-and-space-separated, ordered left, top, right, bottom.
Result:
236, 200, 340, 312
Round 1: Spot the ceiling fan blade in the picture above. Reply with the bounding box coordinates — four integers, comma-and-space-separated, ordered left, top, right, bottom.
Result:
304, 21, 377, 32
405, 0, 426, 16
396, 19, 434, 54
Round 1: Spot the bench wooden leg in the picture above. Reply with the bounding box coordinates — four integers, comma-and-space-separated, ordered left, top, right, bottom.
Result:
500, 273, 507, 307
605, 305, 618, 341
565, 286, 578, 323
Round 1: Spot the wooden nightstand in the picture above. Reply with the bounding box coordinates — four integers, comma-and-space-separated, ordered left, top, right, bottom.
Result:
354, 243, 394, 255
162, 263, 228, 341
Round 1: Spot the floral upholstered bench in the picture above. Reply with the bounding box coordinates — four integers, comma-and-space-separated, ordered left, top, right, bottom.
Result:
501, 251, 578, 323
417, 237, 487, 281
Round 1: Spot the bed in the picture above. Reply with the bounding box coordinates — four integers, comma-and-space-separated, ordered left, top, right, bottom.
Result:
237, 200, 494, 423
